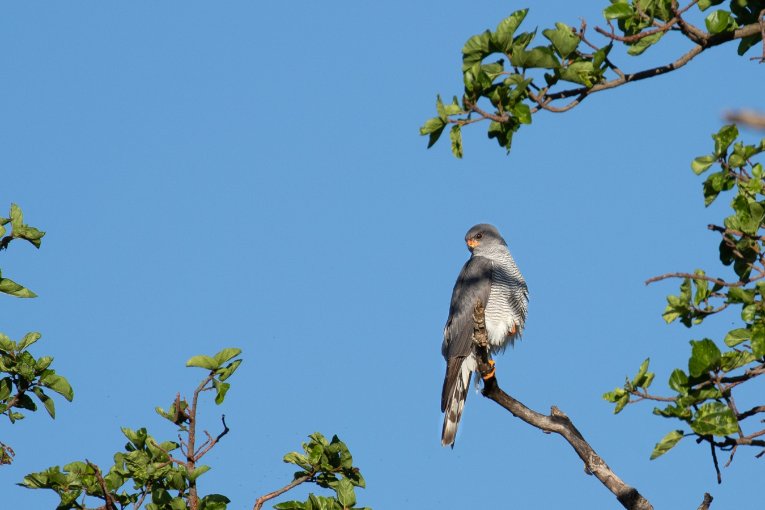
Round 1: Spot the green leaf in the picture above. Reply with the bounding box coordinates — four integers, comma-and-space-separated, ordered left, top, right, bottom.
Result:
215, 359, 242, 381
668, 369, 689, 394
520, 46, 560, 69
35, 356, 53, 372
654, 403, 692, 420
511, 103, 531, 125
690, 402, 739, 436
274, 502, 306, 510
335, 478, 356, 508
32, 387, 55, 418
16, 393, 36, 411
0, 377, 12, 401
720, 351, 756, 371
39, 372, 74, 401
698, 0, 725, 11
449, 125, 463, 159
613, 393, 629, 414
420, 117, 446, 149
727, 286, 754, 304
688, 339, 721, 377
0, 333, 15, 352
0, 277, 37, 298
559, 61, 598, 87
542, 22, 580, 59
603, 3, 634, 19
199, 494, 230, 510
493, 9, 529, 52
462, 30, 492, 69
705, 9, 736, 34
650, 430, 684, 460
632, 358, 650, 387
186, 355, 220, 370
712, 124, 738, 157
627, 32, 664, 56
17, 332, 41, 351
10, 204, 23, 229
283, 452, 312, 470
753, 328, 765, 357
691, 155, 716, 175
738, 33, 762, 56
170, 497, 188, 510
212, 379, 230, 405
187, 465, 210, 482
213, 348, 241, 366
443, 96, 463, 116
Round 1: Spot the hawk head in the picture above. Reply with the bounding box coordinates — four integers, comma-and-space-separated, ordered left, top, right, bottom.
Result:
465, 223, 507, 253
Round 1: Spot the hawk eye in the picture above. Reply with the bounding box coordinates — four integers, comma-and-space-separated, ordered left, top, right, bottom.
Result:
476, 233, 483, 239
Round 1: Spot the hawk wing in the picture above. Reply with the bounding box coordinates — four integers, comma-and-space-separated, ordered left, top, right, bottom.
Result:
441, 255, 492, 446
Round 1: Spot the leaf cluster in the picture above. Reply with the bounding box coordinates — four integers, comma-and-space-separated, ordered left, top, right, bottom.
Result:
0, 331, 73, 465
276, 433, 369, 510
0, 203, 45, 298
19, 428, 221, 510
20, 348, 242, 510
605, 126, 765, 469
421, 1, 765, 157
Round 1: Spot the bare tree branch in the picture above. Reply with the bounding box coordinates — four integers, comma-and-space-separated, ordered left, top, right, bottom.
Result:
470, 302, 654, 510
253, 474, 313, 510
725, 110, 765, 130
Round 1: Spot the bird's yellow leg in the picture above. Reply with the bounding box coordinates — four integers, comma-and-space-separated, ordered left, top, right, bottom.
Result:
482, 359, 496, 380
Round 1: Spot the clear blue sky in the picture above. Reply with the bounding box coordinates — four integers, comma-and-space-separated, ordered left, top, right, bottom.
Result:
1, 1, 763, 509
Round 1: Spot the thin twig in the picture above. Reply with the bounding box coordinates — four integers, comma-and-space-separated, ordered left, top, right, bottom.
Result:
253, 474, 313, 510
644, 272, 741, 287
709, 439, 722, 484
194, 415, 230, 461
738, 406, 765, 421
86, 460, 117, 510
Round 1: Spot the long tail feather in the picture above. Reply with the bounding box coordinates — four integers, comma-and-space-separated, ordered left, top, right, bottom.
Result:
441, 356, 474, 447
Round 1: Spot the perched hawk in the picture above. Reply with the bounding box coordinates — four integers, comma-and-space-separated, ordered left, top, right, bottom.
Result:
441, 224, 528, 447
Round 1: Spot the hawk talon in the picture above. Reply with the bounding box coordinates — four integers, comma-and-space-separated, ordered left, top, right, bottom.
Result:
482, 359, 496, 380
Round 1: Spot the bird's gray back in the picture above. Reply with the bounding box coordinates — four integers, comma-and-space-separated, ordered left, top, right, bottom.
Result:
442, 255, 493, 360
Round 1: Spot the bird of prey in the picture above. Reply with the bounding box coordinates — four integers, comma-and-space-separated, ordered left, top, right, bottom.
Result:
441, 223, 528, 447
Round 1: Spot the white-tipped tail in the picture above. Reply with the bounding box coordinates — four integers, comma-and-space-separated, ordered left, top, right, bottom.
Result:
441, 355, 476, 447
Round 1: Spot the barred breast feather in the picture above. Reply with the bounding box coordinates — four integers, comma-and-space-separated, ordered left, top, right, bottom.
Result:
484, 248, 528, 350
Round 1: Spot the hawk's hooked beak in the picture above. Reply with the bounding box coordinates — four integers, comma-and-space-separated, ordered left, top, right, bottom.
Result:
467, 239, 479, 249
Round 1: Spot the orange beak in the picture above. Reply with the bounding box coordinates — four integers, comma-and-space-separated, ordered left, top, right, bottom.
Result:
467, 239, 479, 249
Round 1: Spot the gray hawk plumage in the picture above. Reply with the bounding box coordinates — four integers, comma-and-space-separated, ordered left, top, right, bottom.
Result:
441, 223, 528, 447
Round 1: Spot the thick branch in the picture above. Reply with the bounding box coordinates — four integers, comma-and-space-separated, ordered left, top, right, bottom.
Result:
470, 302, 653, 510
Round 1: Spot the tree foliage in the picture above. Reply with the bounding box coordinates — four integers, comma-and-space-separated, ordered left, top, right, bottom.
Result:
1, 204, 73, 466
604, 125, 765, 480
21, 348, 371, 510
420, 0, 764, 157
